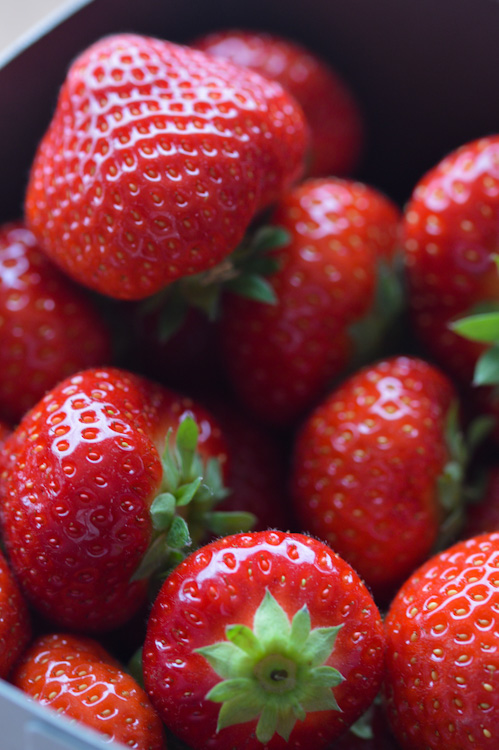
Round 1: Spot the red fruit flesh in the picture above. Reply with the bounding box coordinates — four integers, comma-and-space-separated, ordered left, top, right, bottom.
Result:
25, 34, 307, 300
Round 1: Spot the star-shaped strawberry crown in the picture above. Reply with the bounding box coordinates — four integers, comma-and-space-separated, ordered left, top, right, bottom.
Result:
196, 589, 344, 744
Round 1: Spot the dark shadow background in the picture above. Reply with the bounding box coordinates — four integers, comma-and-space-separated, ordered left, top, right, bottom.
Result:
0, 0, 498, 219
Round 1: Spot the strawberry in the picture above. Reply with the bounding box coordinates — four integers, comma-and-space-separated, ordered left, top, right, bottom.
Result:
142, 529, 385, 750
193, 29, 364, 178
291, 356, 467, 598
403, 135, 499, 387
384, 532, 499, 750
11, 632, 166, 749
0, 367, 246, 633
219, 178, 402, 426
0, 221, 111, 424
0, 549, 31, 678
25, 33, 308, 300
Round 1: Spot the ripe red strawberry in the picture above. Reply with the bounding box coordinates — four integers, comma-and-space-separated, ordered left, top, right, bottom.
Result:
193, 29, 364, 178
292, 356, 466, 598
403, 135, 499, 386
142, 530, 385, 750
11, 632, 166, 749
219, 178, 402, 426
0, 549, 31, 678
0, 221, 111, 424
0, 367, 239, 632
384, 532, 499, 750
25, 34, 307, 300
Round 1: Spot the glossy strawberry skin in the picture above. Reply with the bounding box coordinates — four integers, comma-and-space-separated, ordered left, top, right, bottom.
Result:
25, 34, 307, 300
0, 367, 228, 632
0, 550, 31, 678
0, 222, 111, 424
143, 530, 385, 750
219, 178, 401, 426
292, 356, 457, 597
385, 532, 499, 750
193, 29, 364, 178
403, 135, 499, 383
11, 633, 166, 750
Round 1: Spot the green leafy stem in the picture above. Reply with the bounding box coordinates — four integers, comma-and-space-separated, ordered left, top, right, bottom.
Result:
139, 224, 289, 343
196, 590, 344, 744
131, 416, 255, 582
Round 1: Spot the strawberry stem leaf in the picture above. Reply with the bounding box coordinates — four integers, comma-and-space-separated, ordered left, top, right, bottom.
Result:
150, 493, 176, 531
138, 225, 289, 343
133, 415, 245, 583
196, 590, 344, 744
166, 516, 192, 548
203, 510, 256, 536
437, 403, 495, 549
225, 274, 277, 304
349, 256, 405, 368
474, 343, 499, 386
450, 312, 499, 343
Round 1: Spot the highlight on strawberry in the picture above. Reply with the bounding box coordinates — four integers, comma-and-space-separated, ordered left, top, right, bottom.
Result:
25, 34, 308, 301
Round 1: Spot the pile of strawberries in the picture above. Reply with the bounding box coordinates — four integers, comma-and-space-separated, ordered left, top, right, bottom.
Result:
0, 27, 499, 750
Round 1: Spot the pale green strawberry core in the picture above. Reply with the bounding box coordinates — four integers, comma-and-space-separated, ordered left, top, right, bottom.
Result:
131, 416, 254, 581
196, 590, 344, 744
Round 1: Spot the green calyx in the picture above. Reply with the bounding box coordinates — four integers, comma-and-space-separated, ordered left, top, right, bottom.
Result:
437, 402, 495, 548
349, 255, 405, 368
196, 590, 344, 744
139, 225, 289, 343
131, 416, 254, 582
449, 299, 499, 387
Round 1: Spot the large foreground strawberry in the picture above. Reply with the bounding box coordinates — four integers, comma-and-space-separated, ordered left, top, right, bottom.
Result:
25, 34, 307, 300
385, 532, 499, 749
11, 633, 166, 749
142, 530, 385, 750
0, 367, 241, 632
